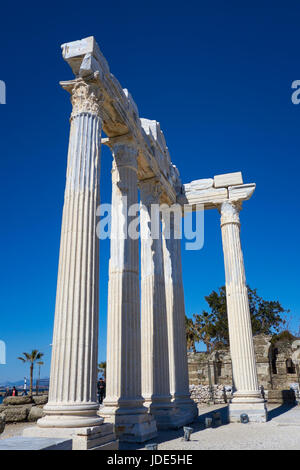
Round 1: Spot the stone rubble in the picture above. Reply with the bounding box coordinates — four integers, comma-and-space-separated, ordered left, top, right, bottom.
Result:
189, 384, 232, 404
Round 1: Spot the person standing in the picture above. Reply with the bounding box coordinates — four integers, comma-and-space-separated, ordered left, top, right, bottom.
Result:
98, 378, 106, 405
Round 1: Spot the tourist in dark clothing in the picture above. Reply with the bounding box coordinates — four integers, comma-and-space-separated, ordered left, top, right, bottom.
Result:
97, 378, 106, 404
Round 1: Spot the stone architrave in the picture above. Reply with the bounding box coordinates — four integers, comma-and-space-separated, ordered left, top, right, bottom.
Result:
161, 207, 198, 423
24, 76, 117, 448
219, 199, 267, 422
100, 136, 157, 442
140, 179, 188, 429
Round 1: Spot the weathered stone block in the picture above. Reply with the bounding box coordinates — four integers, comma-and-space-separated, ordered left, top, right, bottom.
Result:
214, 171, 243, 188
3, 396, 33, 406
0, 413, 5, 434
32, 395, 48, 406
3, 405, 32, 422
28, 406, 45, 422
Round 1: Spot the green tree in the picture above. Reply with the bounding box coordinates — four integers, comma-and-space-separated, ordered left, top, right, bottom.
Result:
18, 350, 44, 396
193, 311, 217, 352
185, 316, 199, 352
191, 286, 289, 350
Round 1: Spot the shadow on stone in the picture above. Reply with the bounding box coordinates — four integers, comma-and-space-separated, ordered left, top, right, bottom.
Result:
118, 407, 229, 450
267, 403, 297, 421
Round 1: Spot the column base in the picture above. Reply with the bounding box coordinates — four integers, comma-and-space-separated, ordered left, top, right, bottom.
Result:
100, 404, 157, 442
228, 395, 267, 423
172, 397, 198, 424
36, 402, 103, 428
23, 423, 118, 450
149, 400, 196, 430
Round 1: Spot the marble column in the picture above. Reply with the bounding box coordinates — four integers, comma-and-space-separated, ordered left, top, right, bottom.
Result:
140, 179, 185, 429
161, 208, 198, 423
100, 137, 157, 442
36, 78, 104, 430
219, 200, 267, 422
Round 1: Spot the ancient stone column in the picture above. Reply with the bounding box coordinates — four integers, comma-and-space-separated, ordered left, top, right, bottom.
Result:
100, 137, 157, 442
36, 78, 104, 430
219, 200, 267, 422
161, 208, 198, 423
140, 179, 184, 429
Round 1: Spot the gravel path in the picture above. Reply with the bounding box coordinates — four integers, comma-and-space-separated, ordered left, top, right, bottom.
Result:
1, 405, 300, 450
120, 404, 300, 451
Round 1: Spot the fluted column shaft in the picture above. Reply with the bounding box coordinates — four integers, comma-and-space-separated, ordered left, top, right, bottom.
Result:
140, 180, 171, 406
104, 140, 144, 410
39, 78, 103, 428
219, 201, 261, 399
161, 210, 193, 404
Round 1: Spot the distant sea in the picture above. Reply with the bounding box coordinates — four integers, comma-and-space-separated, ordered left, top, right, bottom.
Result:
0, 396, 3, 404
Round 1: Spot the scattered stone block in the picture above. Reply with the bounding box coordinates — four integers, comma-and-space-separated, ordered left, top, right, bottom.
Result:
28, 406, 45, 422
3, 396, 33, 406
214, 172, 243, 188
3, 405, 32, 423
72, 424, 118, 450
32, 395, 48, 406
0, 413, 5, 434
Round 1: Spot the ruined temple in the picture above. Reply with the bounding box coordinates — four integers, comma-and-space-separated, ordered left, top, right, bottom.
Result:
188, 335, 300, 403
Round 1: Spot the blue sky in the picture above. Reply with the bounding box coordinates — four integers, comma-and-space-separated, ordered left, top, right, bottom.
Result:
0, 1, 299, 383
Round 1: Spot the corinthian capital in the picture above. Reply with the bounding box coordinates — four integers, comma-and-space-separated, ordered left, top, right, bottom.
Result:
219, 200, 242, 227
103, 135, 139, 171
60, 77, 104, 119
139, 178, 163, 206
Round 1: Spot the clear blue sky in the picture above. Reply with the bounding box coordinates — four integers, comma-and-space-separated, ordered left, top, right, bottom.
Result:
0, 1, 299, 383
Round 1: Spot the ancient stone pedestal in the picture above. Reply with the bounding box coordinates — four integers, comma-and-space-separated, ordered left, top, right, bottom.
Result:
219, 200, 267, 423
161, 208, 198, 424
72, 424, 118, 450
100, 138, 157, 442
23, 77, 117, 448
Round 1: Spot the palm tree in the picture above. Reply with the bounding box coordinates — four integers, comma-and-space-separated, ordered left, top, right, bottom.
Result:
36, 361, 44, 396
18, 350, 44, 396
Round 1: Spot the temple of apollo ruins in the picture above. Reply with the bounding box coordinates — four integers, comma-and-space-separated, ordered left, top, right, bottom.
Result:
23, 36, 267, 449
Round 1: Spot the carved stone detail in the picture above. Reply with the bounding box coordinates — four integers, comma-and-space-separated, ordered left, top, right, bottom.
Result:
61, 78, 104, 119
139, 178, 163, 206
219, 200, 242, 227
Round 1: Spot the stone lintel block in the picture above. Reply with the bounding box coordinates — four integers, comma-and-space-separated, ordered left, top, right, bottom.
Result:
61, 36, 109, 76
228, 183, 256, 202
214, 172, 243, 188
184, 178, 213, 192
60, 36, 179, 203
183, 187, 228, 209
